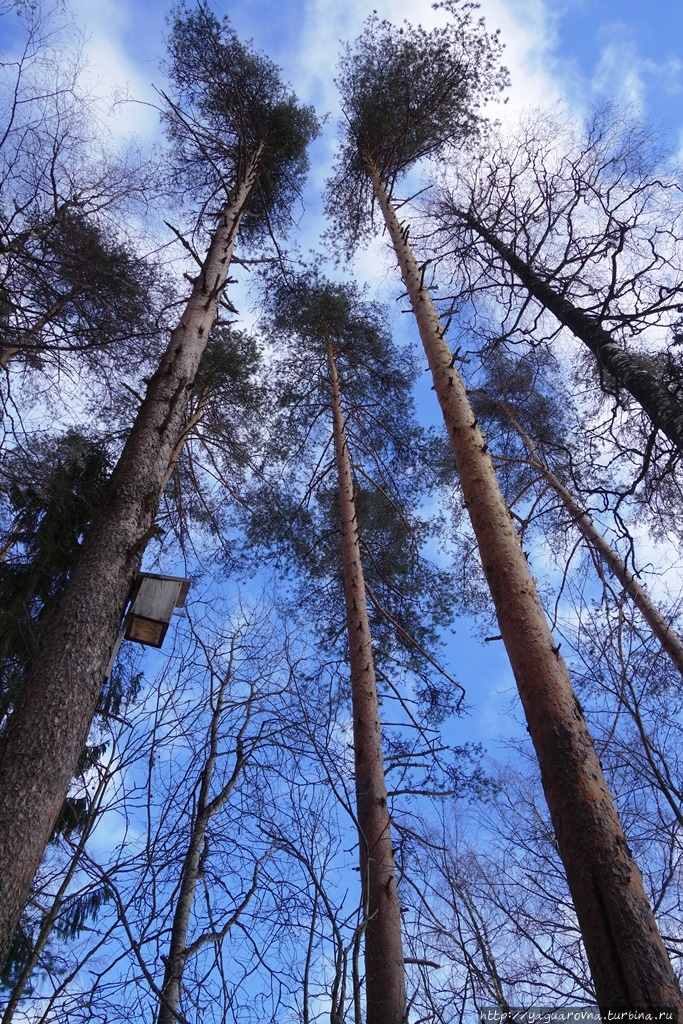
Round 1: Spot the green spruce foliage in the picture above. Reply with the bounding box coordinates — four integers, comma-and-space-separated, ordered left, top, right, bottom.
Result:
0, 432, 110, 724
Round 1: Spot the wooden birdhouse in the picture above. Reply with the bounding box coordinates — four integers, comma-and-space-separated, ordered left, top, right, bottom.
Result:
123, 572, 191, 649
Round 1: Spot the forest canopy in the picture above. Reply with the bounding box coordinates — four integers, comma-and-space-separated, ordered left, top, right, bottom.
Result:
1, 0, 682, 1021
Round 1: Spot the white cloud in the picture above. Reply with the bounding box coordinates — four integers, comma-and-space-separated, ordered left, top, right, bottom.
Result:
44, 0, 577, 176
292, 0, 566, 120
592, 41, 646, 110
479, 0, 565, 115
283, 0, 572, 294
592, 34, 683, 114
68, 0, 163, 144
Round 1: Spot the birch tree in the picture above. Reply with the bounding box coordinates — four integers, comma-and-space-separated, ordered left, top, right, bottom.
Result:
0, 4, 318, 968
15, 601, 372, 1024
325, 6, 683, 1010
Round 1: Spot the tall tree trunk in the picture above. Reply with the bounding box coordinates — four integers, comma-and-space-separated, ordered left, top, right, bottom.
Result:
371, 168, 683, 1011
327, 340, 407, 1024
456, 208, 683, 453
0, 148, 262, 970
508, 414, 683, 678
157, 652, 248, 1024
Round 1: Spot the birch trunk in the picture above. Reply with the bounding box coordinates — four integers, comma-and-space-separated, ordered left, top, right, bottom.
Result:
371, 168, 683, 1011
157, 654, 248, 1024
327, 340, 407, 1024
459, 209, 683, 453
0, 148, 262, 969
510, 418, 683, 678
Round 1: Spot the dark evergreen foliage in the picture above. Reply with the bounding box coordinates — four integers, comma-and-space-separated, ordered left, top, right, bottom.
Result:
159, 324, 266, 560
0, 930, 35, 995
0, 210, 163, 369
0, 432, 110, 724
326, 1, 507, 252
0, 0, 166, 379
247, 270, 461, 720
8, 1, 681, 1013
163, 1, 320, 239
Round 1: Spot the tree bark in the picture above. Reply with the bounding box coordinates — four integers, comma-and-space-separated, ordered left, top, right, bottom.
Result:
0, 295, 73, 369
157, 652, 247, 1024
509, 416, 683, 679
327, 339, 407, 1024
0, 767, 109, 1024
0, 148, 262, 970
457, 208, 683, 453
371, 167, 683, 1012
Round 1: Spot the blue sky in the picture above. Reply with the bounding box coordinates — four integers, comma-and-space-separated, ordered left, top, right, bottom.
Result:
1, 5, 682, 1014
56, 0, 683, 147
2, 0, 681, 743
50, 0, 683, 309
41, 0, 683, 744
544, 0, 683, 134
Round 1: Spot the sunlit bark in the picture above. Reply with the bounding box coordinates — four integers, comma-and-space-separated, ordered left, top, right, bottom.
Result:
0, 150, 262, 968
370, 165, 683, 1012
328, 338, 407, 1024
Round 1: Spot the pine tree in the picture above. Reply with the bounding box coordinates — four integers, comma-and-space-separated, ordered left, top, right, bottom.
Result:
0, 432, 139, 1015
0, 4, 319, 967
0, 432, 110, 723
249, 270, 469, 1023
0, 211, 162, 373
326, 6, 683, 1009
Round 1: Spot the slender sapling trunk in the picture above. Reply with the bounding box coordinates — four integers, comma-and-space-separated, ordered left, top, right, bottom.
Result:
157, 656, 250, 1024
509, 415, 683, 678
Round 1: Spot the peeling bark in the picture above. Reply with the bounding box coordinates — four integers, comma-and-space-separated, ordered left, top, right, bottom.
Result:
371, 167, 683, 1011
0, 149, 262, 968
459, 209, 683, 453
327, 340, 407, 1024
